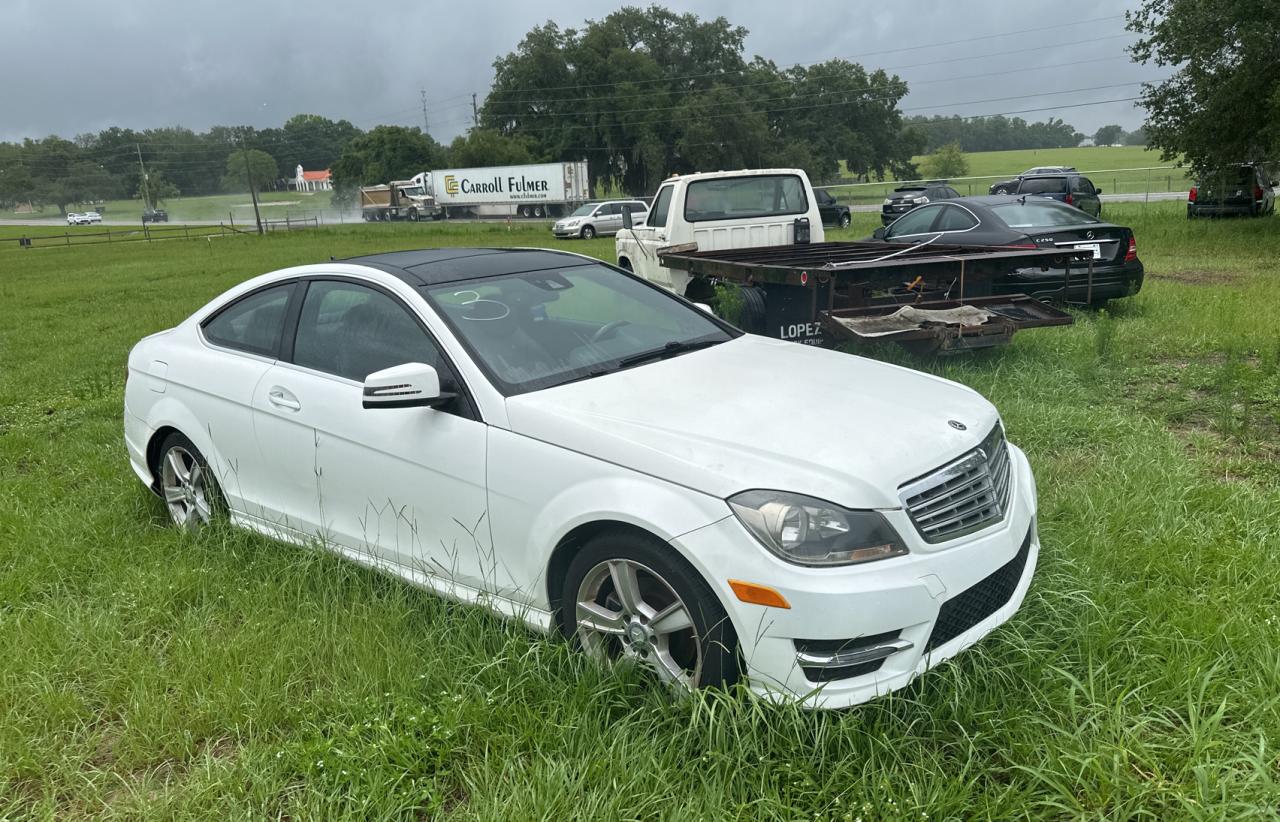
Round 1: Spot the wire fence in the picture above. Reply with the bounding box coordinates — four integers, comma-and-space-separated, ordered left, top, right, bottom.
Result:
5, 217, 319, 251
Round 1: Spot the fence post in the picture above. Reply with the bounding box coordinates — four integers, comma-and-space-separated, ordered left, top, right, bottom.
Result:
107, 227, 112, 244
65, 232, 71, 247
286, 215, 291, 231
184, 224, 190, 240
1145, 167, 1151, 203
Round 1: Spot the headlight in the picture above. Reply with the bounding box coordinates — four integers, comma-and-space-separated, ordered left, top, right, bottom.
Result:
882, 198, 893, 205
728, 490, 908, 567
912, 196, 930, 204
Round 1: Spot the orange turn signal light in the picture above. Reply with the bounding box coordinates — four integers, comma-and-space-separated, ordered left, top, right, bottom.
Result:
728, 580, 791, 609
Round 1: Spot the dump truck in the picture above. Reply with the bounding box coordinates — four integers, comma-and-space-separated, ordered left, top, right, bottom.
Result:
359, 180, 433, 222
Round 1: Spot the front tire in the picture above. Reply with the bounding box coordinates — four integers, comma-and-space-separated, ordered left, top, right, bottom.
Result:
581, 224, 596, 240
156, 432, 224, 531
838, 212, 851, 229
560, 529, 740, 692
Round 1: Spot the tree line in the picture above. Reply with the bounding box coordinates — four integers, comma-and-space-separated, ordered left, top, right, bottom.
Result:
18, 4, 1222, 217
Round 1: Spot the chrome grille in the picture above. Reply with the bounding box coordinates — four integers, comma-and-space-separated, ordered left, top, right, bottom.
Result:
899, 425, 1012, 543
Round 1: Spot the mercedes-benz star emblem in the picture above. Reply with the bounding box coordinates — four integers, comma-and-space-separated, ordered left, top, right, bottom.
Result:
948, 420, 967, 431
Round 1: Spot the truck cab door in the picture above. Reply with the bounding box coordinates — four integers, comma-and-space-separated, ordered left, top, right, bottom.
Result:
619, 183, 678, 290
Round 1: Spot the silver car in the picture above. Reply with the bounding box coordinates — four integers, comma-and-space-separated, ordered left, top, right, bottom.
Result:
553, 200, 649, 239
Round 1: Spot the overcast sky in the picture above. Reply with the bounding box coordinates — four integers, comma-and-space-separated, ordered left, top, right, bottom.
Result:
3, 0, 1164, 144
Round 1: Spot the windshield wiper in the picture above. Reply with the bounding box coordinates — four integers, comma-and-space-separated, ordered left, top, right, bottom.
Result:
616, 338, 724, 368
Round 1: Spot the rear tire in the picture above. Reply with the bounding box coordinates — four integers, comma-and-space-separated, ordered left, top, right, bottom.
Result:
155, 432, 225, 531
560, 529, 740, 692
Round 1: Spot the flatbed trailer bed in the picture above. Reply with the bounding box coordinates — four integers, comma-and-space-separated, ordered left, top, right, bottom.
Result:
658, 240, 1093, 352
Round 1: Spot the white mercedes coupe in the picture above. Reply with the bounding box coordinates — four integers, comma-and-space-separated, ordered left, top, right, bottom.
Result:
124, 247, 1040, 708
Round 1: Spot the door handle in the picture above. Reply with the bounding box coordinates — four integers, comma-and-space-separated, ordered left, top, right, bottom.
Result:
267, 387, 301, 411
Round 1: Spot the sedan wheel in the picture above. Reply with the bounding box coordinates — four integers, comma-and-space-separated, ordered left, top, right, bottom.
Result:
563, 531, 739, 692
158, 434, 221, 530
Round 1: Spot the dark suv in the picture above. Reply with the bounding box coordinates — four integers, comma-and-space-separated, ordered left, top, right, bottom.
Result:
813, 188, 852, 228
989, 166, 1076, 195
1009, 174, 1102, 217
880, 182, 960, 225
1188, 164, 1276, 218
142, 209, 169, 224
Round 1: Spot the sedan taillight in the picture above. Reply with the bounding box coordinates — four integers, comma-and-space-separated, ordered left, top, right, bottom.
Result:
1124, 236, 1137, 262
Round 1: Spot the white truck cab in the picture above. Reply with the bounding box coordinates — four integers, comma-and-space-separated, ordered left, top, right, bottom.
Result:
615, 168, 825, 296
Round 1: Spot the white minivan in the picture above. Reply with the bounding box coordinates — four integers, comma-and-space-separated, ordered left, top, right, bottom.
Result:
553, 200, 650, 240
616, 169, 824, 296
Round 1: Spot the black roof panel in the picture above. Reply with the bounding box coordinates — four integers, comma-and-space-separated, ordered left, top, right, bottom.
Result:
341, 247, 595, 285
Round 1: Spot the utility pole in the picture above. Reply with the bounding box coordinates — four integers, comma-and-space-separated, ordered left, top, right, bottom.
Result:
420, 89, 430, 135
135, 144, 151, 211
238, 130, 264, 235
472, 93, 479, 128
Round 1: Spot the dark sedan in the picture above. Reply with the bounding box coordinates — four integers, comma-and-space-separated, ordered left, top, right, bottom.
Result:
880, 182, 960, 225
869, 195, 1143, 304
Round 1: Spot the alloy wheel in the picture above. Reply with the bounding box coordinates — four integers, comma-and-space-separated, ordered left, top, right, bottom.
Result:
159, 446, 216, 530
574, 558, 702, 689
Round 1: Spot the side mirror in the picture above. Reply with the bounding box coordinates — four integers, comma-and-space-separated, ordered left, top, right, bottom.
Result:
621, 207, 633, 229
872, 227, 887, 240
362, 362, 454, 410
1095, 187, 1103, 194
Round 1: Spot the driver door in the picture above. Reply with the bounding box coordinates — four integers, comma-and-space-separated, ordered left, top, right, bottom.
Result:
264, 278, 492, 588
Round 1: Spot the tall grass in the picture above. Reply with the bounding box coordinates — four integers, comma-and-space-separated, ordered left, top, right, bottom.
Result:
1, 211, 1278, 818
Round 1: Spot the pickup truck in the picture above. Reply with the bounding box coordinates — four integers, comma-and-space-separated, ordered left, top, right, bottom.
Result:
616, 168, 1082, 353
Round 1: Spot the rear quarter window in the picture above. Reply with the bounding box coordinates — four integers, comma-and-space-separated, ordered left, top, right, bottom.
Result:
201, 283, 294, 357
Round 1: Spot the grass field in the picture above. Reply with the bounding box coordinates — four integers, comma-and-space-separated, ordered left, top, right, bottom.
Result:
2, 209, 1279, 818
834, 145, 1195, 203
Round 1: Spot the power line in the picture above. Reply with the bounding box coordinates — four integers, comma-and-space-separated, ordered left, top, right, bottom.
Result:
474, 14, 1129, 103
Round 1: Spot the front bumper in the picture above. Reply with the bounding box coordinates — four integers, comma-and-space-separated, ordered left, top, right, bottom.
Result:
552, 225, 583, 238
671, 444, 1039, 709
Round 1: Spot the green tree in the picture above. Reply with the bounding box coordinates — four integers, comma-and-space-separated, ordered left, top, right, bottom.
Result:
448, 128, 537, 168
1123, 126, 1147, 146
330, 126, 448, 192
1094, 124, 1124, 146
222, 149, 279, 193
277, 114, 362, 178
1128, 0, 1280, 173
138, 169, 180, 206
919, 142, 968, 179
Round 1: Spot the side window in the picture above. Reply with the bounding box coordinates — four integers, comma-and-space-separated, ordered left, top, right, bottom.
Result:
886, 205, 941, 237
1079, 177, 1095, 194
933, 204, 979, 232
602, 203, 621, 216
202, 283, 294, 357
292, 281, 444, 383
647, 185, 674, 228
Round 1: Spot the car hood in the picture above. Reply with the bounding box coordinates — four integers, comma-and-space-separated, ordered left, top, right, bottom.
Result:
504, 335, 999, 509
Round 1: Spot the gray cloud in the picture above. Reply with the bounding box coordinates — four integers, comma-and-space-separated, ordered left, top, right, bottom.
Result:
2, 0, 1160, 143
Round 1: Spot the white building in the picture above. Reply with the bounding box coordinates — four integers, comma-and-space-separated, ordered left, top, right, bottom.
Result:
295, 165, 333, 192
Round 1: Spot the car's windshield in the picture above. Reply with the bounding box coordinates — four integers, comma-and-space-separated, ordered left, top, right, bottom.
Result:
990, 201, 1100, 227
423, 263, 733, 395
568, 204, 597, 217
